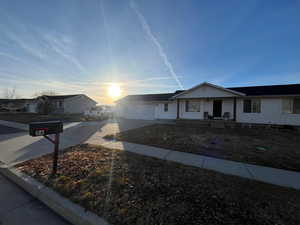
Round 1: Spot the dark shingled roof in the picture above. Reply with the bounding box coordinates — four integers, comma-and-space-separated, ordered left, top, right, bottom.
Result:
227, 84, 300, 96
43, 94, 80, 100
0, 99, 35, 104
117, 91, 184, 102
118, 84, 300, 102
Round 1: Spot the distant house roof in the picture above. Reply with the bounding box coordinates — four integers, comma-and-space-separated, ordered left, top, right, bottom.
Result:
117, 83, 300, 102
0, 98, 35, 104
228, 84, 300, 96
42, 94, 80, 100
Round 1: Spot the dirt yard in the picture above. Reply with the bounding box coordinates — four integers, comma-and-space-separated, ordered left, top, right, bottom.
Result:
0, 113, 104, 124
111, 124, 300, 172
17, 144, 300, 225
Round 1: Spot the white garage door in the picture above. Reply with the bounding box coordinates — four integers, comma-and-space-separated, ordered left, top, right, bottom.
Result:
123, 103, 156, 120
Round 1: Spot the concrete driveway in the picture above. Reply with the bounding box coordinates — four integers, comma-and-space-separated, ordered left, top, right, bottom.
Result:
0, 118, 160, 165
0, 125, 24, 135
94, 118, 158, 137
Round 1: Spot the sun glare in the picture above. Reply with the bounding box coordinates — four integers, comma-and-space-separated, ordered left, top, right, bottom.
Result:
108, 84, 122, 98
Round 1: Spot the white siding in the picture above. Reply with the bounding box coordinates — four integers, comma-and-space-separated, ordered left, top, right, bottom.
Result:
155, 102, 177, 119
116, 101, 156, 120
222, 99, 234, 119
236, 98, 300, 125
177, 85, 238, 98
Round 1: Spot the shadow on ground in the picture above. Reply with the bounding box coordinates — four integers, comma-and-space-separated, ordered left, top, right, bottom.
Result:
11, 121, 108, 164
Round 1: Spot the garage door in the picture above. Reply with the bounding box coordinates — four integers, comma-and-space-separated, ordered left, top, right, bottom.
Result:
124, 103, 156, 120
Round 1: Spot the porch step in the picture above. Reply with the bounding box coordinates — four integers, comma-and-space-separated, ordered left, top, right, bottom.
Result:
176, 119, 233, 128
176, 120, 210, 127
210, 121, 225, 128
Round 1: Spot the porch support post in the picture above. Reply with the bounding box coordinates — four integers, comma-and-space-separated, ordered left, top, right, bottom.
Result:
233, 97, 237, 121
177, 99, 180, 119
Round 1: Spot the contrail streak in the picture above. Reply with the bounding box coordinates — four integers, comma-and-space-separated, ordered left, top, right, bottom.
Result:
130, 0, 184, 89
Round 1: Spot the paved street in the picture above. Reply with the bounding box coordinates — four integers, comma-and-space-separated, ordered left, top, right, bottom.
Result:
0, 172, 71, 225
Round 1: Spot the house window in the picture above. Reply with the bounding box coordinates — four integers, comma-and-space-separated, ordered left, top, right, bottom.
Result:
282, 99, 293, 113
243, 99, 261, 113
293, 99, 300, 114
58, 101, 63, 108
282, 98, 300, 114
185, 100, 200, 112
164, 103, 168, 112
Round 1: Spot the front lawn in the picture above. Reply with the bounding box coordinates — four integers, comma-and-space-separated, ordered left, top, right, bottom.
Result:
17, 144, 300, 225
112, 124, 300, 172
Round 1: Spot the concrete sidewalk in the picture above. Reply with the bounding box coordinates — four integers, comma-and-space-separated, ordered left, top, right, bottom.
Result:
87, 138, 300, 190
0, 172, 71, 225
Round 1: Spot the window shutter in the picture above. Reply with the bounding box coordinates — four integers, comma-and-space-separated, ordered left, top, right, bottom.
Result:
282, 99, 292, 114
185, 101, 189, 112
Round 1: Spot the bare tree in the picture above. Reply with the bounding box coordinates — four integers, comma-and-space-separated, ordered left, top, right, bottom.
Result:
2, 87, 19, 99
32, 90, 58, 98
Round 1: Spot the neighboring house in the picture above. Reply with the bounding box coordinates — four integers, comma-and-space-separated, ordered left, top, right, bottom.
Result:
115, 82, 300, 126
0, 94, 97, 114
37, 94, 97, 114
0, 99, 37, 112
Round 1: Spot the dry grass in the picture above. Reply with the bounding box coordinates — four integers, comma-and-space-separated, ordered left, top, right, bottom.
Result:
17, 144, 300, 225
112, 124, 300, 172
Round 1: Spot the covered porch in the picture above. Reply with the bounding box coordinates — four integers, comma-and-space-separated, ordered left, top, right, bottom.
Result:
175, 97, 237, 121
171, 82, 244, 121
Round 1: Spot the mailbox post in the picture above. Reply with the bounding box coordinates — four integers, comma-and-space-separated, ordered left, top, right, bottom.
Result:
29, 121, 63, 175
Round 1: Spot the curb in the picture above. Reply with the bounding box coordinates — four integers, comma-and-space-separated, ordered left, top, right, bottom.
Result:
0, 164, 110, 225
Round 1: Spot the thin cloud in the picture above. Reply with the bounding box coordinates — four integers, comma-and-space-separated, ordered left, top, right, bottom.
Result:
99, 0, 117, 75
42, 32, 87, 74
6, 30, 46, 59
1, 13, 87, 76
68, 75, 181, 89
0, 52, 24, 62
130, 0, 184, 90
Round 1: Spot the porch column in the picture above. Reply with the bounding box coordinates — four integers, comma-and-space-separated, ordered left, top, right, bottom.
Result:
233, 97, 237, 121
176, 99, 180, 119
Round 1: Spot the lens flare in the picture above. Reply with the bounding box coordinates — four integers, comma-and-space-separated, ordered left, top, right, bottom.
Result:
108, 84, 121, 98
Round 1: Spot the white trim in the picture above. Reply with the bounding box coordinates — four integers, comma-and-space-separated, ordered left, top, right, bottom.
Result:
171, 82, 246, 99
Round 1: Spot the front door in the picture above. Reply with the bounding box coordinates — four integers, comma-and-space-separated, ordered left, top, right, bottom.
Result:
213, 100, 222, 118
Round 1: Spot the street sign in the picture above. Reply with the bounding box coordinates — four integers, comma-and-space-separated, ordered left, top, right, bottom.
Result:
29, 121, 63, 175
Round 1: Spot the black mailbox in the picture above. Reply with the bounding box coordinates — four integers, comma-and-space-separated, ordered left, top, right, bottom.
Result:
29, 121, 63, 137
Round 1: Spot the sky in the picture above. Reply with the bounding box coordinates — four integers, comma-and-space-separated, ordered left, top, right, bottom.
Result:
1, 0, 300, 104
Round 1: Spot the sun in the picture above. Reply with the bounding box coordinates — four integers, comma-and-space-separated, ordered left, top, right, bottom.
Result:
108, 84, 122, 98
